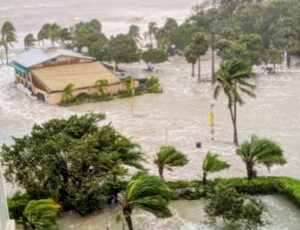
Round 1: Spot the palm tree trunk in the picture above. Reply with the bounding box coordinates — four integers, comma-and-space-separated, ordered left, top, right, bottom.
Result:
202, 171, 207, 184
124, 210, 133, 230
192, 63, 195, 77
197, 56, 201, 82
233, 99, 238, 146
4, 44, 9, 65
286, 52, 291, 68
246, 161, 254, 180
158, 166, 164, 180
211, 47, 215, 84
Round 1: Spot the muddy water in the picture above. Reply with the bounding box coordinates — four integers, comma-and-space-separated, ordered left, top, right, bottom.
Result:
1, 55, 300, 229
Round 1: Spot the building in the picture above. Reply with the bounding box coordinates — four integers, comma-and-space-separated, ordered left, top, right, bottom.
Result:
0, 169, 15, 230
10, 48, 125, 104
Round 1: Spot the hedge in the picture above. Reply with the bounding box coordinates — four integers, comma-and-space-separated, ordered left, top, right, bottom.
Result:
167, 177, 300, 209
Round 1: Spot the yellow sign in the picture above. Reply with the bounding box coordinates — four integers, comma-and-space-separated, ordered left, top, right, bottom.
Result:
209, 111, 214, 127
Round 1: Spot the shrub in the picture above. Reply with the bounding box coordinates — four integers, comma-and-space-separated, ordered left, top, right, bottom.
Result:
7, 192, 30, 221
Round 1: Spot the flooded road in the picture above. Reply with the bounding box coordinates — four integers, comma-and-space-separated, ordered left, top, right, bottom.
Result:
1, 55, 300, 229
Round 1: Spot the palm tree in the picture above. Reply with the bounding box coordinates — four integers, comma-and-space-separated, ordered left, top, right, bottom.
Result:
202, 151, 230, 184
128, 25, 141, 45
236, 135, 286, 180
154, 146, 188, 179
147, 22, 157, 47
62, 83, 75, 102
24, 33, 36, 50
214, 59, 256, 145
120, 172, 172, 230
49, 23, 61, 47
59, 27, 72, 48
23, 199, 61, 230
0, 21, 17, 65
95, 79, 109, 95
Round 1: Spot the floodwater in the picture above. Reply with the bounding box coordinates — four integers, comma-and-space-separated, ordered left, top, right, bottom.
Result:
1, 0, 300, 229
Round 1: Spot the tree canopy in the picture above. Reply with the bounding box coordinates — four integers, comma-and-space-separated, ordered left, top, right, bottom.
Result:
1, 113, 144, 214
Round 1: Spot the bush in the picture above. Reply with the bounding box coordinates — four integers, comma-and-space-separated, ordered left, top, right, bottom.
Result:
7, 192, 30, 221
167, 177, 300, 209
146, 76, 162, 93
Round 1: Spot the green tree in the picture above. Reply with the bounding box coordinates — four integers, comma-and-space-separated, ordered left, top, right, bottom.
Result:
146, 22, 158, 47
24, 199, 61, 230
146, 75, 162, 93
184, 44, 198, 77
88, 34, 108, 60
236, 135, 286, 180
205, 186, 266, 230
154, 146, 188, 179
59, 28, 72, 48
202, 152, 230, 184
214, 59, 256, 145
49, 23, 61, 46
141, 48, 168, 71
1, 114, 144, 214
107, 34, 140, 68
127, 25, 141, 44
0, 21, 17, 64
120, 172, 172, 230
62, 83, 75, 102
95, 79, 109, 94
24, 34, 36, 50
190, 32, 209, 81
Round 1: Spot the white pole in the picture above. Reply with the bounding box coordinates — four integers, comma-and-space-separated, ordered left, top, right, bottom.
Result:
0, 167, 10, 230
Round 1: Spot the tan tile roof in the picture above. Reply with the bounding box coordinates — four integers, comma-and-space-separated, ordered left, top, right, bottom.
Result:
31, 61, 120, 93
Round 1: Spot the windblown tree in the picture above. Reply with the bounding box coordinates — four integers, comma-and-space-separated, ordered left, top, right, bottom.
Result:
141, 48, 168, 71
24, 33, 36, 50
202, 151, 230, 184
59, 27, 72, 48
0, 21, 17, 64
146, 22, 158, 48
23, 199, 61, 230
120, 172, 172, 230
236, 135, 286, 180
62, 83, 75, 101
127, 25, 141, 45
214, 59, 256, 145
107, 34, 140, 69
95, 79, 109, 94
1, 114, 144, 214
154, 146, 188, 179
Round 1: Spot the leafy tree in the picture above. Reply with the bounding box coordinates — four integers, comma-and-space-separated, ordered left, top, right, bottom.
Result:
120, 172, 172, 230
1, 113, 144, 214
205, 186, 266, 230
95, 79, 109, 94
146, 22, 158, 48
72, 19, 105, 51
141, 48, 168, 71
184, 44, 198, 77
24, 33, 36, 50
24, 199, 61, 230
190, 32, 209, 81
49, 23, 61, 46
107, 34, 140, 68
0, 21, 17, 64
59, 27, 72, 48
155, 18, 178, 50
62, 83, 75, 102
236, 135, 286, 180
154, 146, 188, 179
262, 48, 283, 73
202, 152, 230, 184
127, 25, 141, 44
88, 34, 108, 60
214, 59, 255, 145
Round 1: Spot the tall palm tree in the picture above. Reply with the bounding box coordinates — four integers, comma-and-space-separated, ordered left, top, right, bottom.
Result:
0, 21, 17, 65
214, 59, 256, 145
154, 146, 188, 179
23, 199, 61, 230
120, 172, 172, 230
236, 135, 286, 180
95, 79, 109, 95
202, 151, 230, 184
62, 83, 75, 102
24, 33, 36, 50
49, 23, 61, 47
